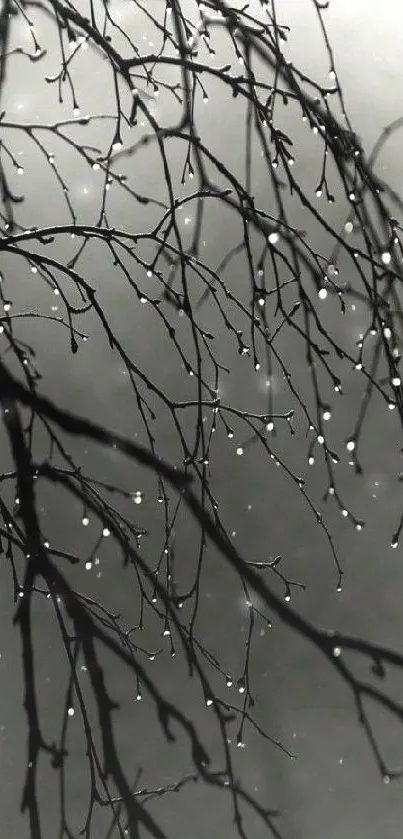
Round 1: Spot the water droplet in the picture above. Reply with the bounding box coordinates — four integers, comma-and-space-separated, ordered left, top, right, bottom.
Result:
381, 251, 391, 266
85, 561, 92, 570
318, 288, 327, 300
236, 446, 244, 456
344, 221, 353, 234
82, 516, 89, 526
67, 707, 75, 716
102, 527, 110, 537
333, 646, 341, 657
346, 439, 355, 452
323, 409, 332, 421
268, 231, 279, 245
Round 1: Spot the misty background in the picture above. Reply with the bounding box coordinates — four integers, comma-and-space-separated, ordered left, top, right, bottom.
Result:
1, 1, 403, 837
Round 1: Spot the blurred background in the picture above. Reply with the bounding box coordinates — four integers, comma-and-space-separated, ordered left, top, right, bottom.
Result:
1, 1, 403, 837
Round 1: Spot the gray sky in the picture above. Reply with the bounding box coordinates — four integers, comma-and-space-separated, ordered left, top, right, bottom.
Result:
1, 2, 403, 838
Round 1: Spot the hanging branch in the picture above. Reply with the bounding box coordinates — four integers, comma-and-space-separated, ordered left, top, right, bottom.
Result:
2, 2, 403, 838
